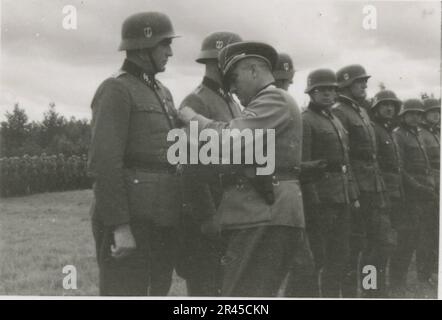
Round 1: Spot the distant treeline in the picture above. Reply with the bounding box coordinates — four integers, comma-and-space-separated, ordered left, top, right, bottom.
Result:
0, 103, 91, 157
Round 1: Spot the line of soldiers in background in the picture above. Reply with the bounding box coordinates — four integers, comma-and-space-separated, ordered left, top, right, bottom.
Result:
0, 153, 92, 197
275, 58, 440, 298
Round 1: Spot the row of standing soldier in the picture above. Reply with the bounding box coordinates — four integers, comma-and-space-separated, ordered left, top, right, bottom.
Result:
0, 153, 91, 197
87, 12, 440, 297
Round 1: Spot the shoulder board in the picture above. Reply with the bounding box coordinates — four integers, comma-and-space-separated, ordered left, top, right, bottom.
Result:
111, 69, 126, 79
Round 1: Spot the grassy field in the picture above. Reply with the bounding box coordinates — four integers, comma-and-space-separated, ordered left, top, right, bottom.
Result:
0, 190, 186, 296
0, 189, 437, 298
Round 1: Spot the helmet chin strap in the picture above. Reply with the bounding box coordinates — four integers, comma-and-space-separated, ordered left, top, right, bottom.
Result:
136, 49, 158, 75
147, 49, 159, 75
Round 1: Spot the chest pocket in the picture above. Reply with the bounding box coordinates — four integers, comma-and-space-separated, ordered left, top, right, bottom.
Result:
316, 129, 339, 153
404, 140, 426, 168
349, 122, 371, 149
133, 103, 171, 134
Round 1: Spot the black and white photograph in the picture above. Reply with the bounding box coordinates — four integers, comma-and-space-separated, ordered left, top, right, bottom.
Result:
0, 0, 440, 302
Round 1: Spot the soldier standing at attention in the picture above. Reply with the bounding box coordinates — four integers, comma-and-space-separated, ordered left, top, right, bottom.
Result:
370, 90, 404, 297
420, 98, 440, 285
88, 12, 181, 296
332, 65, 387, 297
272, 53, 295, 91
179, 41, 309, 297
287, 69, 358, 297
177, 32, 243, 296
421, 98, 440, 189
391, 99, 438, 292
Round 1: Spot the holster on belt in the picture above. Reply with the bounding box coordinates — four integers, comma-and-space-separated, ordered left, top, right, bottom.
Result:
221, 167, 300, 205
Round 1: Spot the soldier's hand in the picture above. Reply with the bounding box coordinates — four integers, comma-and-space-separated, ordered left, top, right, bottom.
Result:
178, 107, 197, 124
111, 224, 136, 260
353, 200, 360, 209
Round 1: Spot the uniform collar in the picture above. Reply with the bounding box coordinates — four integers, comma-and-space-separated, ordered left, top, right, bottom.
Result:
374, 117, 395, 131
241, 82, 275, 107
338, 94, 362, 111
401, 124, 420, 135
422, 122, 439, 133
121, 59, 159, 89
308, 102, 333, 118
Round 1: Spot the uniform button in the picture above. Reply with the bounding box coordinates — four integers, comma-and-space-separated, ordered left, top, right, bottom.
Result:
133, 179, 139, 184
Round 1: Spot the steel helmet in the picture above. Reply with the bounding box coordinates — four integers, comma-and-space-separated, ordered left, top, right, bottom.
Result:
336, 64, 371, 88
118, 12, 179, 51
371, 90, 402, 114
398, 98, 424, 116
273, 53, 295, 81
422, 98, 440, 113
196, 32, 242, 64
305, 69, 338, 93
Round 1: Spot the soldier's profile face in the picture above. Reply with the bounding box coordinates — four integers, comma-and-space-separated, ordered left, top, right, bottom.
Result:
349, 78, 368, 99
377, 102, 396, 119
150, 38, 173, 72
425, 109, 440, 125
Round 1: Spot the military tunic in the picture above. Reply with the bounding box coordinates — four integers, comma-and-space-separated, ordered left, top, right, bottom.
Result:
421, 124, 440, 188
332, 94, 388, 297
88, 59, 182, 296
177, 77, 242, 296
372, 119, 405, 295
192, 84, 309, 296
289, 102, 358, 297
391, 125, 438, 285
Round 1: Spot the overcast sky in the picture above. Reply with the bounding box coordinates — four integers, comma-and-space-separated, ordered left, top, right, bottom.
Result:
0, 0, 440, 122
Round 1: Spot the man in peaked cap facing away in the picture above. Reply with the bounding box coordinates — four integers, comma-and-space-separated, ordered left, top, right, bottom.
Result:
88, 12, 182, 296
332, 64, 388, 297
273, 52, 295, 91
391, 99, 438, 294
370, 90, 404, 297
179, 41, 310, 297
176, 31, 243, 296
286, 69, 359, 297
